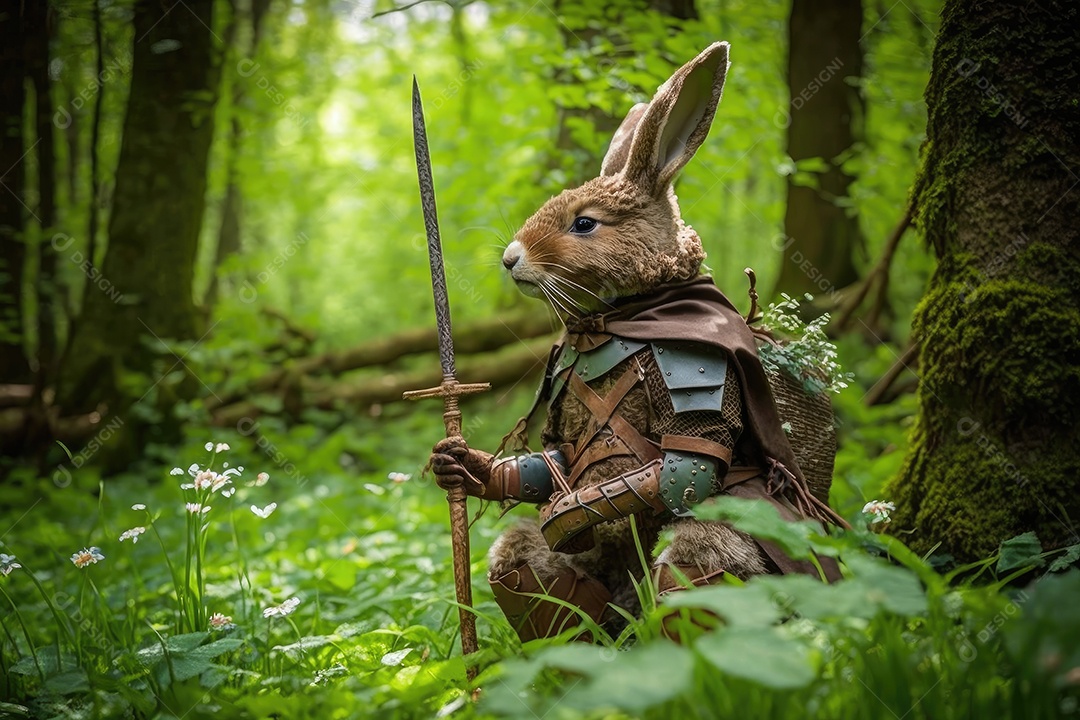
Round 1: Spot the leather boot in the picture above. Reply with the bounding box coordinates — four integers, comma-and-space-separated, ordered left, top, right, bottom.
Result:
490, 563, 612, 642
654, 563, 726, 642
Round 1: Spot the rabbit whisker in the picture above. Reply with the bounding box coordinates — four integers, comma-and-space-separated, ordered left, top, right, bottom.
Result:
543, 279, 586, 317
538, 279, 580, 319
540, 266, 618, 310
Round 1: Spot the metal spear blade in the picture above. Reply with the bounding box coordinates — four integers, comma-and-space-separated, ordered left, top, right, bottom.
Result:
412, 77, 456, 379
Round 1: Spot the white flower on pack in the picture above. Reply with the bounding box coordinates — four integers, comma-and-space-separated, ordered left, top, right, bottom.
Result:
250, 503, 277, 519
0, 553, 21, 576
71, 547, 105, 568
263, 596, 300, 618
119, 527, 146, 543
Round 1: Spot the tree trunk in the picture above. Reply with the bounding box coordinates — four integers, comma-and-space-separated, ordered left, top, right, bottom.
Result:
57, 0, 222, 438
0, 1, 30, 383
26, 0, 59, 380
774, 0, 864, 300
886, 0, 1080, 561
207, 0, 271, 308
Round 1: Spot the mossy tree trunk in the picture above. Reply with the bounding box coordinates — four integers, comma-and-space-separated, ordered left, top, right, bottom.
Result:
56, 0, 222, 462
886, 0, 1080, 561
774, 0, 864, 300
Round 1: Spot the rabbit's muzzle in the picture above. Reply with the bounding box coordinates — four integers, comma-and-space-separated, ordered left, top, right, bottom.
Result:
503, 240, 545, 298
502, 240, 523, 270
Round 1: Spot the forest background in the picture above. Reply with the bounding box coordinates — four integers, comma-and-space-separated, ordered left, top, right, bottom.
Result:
0, 0, 1078, 717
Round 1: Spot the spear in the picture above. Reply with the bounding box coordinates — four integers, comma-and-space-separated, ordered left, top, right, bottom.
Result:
402, 77, 489, 681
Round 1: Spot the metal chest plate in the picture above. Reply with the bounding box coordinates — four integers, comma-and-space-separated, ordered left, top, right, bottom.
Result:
549, 337, 646, 404
651, 341, 727, 414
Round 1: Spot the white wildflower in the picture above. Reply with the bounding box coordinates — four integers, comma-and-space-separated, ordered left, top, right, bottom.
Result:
209, 612, 235, 631
215, 443, 230, 453
194, 470, 217, 491
250, 503, 277, 519
254, 472, 269, 487
205, 442, 214, 451
862, 500, 896, 524
188, 463, 200, 477
0, 553, 21, 576
169, 467, 184, 476
180, 483, 195, 490
118, 527, 146, 543
70, 547, 105, 568
388, 472, 411, 484
186, 502, 211, 514
132, 503, 147, 511
222, 487, 236, 498
263, 596, 300, 618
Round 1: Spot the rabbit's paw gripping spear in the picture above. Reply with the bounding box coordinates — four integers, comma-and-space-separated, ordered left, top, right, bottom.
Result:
429, 42, 846, 643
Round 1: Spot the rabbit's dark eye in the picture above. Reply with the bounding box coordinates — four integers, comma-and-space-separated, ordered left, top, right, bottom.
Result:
569, 217, 598, 235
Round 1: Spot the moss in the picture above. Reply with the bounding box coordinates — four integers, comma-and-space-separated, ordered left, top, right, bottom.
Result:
886, 0, 1080, 561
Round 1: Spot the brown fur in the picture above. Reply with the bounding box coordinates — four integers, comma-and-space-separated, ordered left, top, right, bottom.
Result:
502, 43, 729, 314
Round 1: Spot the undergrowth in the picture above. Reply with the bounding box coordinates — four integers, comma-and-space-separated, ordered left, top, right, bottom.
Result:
0, 388, 1078, 719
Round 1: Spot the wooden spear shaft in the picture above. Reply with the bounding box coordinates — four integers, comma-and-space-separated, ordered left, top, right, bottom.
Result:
404, 77, 490, 682
404, 377, 488, 681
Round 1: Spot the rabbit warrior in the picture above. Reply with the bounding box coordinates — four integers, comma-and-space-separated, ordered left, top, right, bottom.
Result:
431, 43, 845, 643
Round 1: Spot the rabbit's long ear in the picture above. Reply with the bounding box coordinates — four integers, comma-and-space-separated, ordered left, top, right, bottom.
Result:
622, 42, 729, 195
600, 103, 648, 176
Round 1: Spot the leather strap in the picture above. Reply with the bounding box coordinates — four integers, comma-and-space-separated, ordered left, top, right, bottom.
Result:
567, 367, 642, 460
661, 434, 733, 466
719, 465, 764, 492
654, 563, 727, 595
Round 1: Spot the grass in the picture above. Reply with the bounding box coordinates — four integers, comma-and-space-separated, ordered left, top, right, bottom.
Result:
0, 395, 1078, 719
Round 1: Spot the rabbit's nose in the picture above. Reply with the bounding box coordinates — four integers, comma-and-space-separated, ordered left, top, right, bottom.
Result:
502, 241, 523, 270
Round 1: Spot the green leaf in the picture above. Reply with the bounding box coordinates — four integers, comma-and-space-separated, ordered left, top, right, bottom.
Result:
274, 635, 340, 657
167, 638, 244, 682
1049, 544, 1080, 572
43, 669, 89, 695
566, 642, 695, 713
832, 555, 928, 617
695, 496, 833, 561
662, 582, 785, 627
996, 532, 1044, 573
380, 648, 413, 666
166, 632, 210, 653
695, 627, 816, 690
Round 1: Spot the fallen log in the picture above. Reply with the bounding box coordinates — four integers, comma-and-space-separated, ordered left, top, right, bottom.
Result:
211, 335, 557, 427
206, 311, 556, 411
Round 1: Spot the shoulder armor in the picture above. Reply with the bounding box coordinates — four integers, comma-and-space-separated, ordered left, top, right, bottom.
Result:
550, 337, 646, 403
651, 341, 728, 414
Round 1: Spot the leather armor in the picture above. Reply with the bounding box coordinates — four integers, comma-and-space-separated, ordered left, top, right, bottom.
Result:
489, 334, 744, 553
